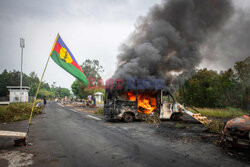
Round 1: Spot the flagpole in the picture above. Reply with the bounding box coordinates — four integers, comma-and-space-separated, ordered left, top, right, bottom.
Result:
26, 34, 59, 141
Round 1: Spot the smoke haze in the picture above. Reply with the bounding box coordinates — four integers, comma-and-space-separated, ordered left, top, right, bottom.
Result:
112, 0, 239, 89
200, 8, 250, 70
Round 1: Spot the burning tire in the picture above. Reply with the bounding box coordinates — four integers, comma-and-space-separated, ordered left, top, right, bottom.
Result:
123, 112, 135, 123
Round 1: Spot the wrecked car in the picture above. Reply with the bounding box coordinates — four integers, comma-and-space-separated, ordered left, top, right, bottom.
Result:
222, 115, 250, 148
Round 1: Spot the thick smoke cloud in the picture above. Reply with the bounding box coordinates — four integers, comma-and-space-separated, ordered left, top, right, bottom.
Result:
112, 0, 233, 88
201, 8, 250, 69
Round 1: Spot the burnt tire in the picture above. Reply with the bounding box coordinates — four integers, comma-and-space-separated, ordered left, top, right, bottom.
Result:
123, 113, 134, 123
170, 113, 183, 121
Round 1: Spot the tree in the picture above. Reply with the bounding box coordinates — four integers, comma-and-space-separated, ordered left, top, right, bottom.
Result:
27, 71, 39, 96
176, 57, 250, 109
71, 59, 104, 98
234, 57, 250, 110
38, 89, 55, 98
56, 87, 71, 98
0, 70, 27, 96
81, 59, 104, 79
0, 69, 10, 96
178, 69, 221, 107
0, 70, 71, 99
218, 68, 240, 107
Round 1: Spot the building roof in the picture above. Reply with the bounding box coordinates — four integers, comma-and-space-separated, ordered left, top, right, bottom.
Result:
7, 86, 30, 90
94, 92, 103, 95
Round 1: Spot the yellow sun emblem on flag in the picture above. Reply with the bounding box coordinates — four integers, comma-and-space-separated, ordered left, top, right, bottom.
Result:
59, 47, 73, 63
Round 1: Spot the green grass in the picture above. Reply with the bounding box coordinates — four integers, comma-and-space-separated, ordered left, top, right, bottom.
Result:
175, 123, 187, 128
0, 102, 43, 122
94, 108, 104, 115
187, 107, 248, 118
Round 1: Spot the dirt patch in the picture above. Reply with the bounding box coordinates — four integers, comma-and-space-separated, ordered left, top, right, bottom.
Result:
64, 103, 100, 114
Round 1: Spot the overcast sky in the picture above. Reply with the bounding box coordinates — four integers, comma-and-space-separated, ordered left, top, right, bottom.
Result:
0, 0, 249, 89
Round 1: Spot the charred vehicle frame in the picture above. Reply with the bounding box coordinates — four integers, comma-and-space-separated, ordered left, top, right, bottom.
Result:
104, 86, 183, 122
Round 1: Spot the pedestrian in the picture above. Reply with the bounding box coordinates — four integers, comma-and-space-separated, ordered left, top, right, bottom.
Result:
88, 94, 92, 106
92, 96, 96, 107
43, 97, 47, 107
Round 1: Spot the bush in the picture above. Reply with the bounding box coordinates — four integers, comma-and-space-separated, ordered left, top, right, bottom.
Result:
95, 108, 104, 115
204, 121, 225, 133
0, 102, 43, 122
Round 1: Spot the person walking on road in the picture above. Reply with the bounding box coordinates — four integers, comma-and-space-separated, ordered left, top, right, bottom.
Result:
92, 96, 96, 107
43, 97, 47, 107
88, 94, 92, 106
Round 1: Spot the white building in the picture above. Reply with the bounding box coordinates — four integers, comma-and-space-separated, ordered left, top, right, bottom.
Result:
7, 86, 30, 102
94, 92, 104, 102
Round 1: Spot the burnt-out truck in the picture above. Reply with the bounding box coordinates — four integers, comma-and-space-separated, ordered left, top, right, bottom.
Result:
104, 79, 210, 124
104, 87, 184, 122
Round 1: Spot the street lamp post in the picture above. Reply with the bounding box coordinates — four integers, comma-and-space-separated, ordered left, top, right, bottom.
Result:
20, 38, 25, 102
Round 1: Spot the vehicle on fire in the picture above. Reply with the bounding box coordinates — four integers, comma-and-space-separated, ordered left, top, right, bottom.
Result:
104, 88, 184, 122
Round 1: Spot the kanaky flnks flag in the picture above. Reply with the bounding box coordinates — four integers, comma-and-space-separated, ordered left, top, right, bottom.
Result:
50, 34, 87, 86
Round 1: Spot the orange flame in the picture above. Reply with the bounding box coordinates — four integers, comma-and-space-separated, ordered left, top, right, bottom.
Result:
127, 92, 157, 114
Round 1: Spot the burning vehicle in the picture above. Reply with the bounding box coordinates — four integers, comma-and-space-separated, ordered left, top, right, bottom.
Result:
104, 0, 231, 124
104, 79, 210, 123
222, 115, 250, 148
104, 89, 182, 122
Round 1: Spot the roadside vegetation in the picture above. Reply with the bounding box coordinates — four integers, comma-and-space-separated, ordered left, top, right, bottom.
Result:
0, 102, 43, 122
175, 57, 250, 133
176, 57, 250, 111
94, 108, 104, 115
71, 59, 104, 99
204, 121, 225, 134
186, 107, 248, 133
187, 107, 248, 118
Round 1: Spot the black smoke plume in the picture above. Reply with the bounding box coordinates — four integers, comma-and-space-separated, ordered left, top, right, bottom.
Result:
112, 0, 233, 89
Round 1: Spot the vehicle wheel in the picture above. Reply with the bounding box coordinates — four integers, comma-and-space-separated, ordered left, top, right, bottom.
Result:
170, 113, 183, 121
123, 113, 134, 123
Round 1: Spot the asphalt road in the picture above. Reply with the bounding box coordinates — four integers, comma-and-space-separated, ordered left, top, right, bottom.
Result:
1, 102, 248, 167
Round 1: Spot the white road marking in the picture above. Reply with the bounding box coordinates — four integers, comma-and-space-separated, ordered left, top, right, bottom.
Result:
57, 103, 100, 120
69, 109, 78, 113
87, 115, 101, 121
57, 103, 79, 113
57, 103, 64, 107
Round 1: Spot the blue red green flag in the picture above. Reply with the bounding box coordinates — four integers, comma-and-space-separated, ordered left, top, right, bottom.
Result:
50, 34, 87, 86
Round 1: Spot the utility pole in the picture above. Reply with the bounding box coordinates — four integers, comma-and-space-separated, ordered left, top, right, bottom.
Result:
20, 38, 25, 102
